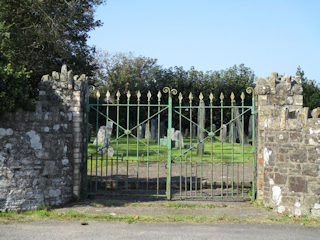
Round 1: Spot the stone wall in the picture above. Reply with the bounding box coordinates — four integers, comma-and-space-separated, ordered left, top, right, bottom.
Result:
0, 65, 87, 211
256, 72, 320, 217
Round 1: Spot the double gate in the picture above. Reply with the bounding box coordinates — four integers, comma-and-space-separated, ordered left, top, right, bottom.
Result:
83, 87, 256, 201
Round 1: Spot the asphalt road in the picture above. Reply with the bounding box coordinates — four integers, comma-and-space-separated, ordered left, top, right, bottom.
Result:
0, 221, 319, 240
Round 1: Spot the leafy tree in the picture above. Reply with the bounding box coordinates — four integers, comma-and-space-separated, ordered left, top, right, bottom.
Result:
0, 0, 105, 96
296, 66, 320, 110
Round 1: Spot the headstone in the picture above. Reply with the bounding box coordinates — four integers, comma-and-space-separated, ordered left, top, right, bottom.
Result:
93, 122, 113, 145
229, 125, 238, 143
93, 126, 106, 145
192, 124, 197, 139
145, 122, 150, 139
184, 128, 189, 138
212, 123, 216, 132
175, 130, 184, 149
248, 115, 253, 139
197, 100, 205, 155
141, 123, 146, 138
151, 118, 158, 141
221, 124, 227, 142
138, 125, 143, 139
171, 128, 177, 141
234, 107, 248, 144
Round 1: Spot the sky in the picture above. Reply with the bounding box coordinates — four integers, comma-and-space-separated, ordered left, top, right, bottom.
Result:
88, 0, 320, 82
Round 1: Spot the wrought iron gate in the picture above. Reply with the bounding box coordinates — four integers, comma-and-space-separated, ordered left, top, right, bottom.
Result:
83, 87, 256, 201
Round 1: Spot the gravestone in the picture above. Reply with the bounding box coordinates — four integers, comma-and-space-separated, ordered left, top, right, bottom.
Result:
177, 130, 184, 148
184, 128, 189, 138
228, 125, 238, 143
248, 115, 253, 139
197, 100, 205, 155
145, 122, 150, 139
192, 124, 197, 139
212, 123, 216, 132
93, 121, 113, 145
151, 118, 158, 141
234, 107, 247, 144
141, 123, 146, 138
138, 125, 143, 139
221, 124, 227, 141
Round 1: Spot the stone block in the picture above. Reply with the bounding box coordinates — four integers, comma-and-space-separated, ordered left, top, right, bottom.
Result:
302, 164, 318, 177
288, 176, 307, 193
274, 173, 287, 184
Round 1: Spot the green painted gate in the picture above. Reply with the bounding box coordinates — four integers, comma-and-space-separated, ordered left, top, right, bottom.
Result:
83, 87, 256, 201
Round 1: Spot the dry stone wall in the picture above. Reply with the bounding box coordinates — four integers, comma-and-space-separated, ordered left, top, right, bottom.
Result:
256, 73, 320, 217
0, 65, 87, 211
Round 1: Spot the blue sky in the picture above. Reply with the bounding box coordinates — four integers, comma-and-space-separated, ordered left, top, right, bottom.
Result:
88, 0, 320, 82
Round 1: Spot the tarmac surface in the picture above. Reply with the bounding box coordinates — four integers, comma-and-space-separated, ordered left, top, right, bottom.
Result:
1, 221, 319, 240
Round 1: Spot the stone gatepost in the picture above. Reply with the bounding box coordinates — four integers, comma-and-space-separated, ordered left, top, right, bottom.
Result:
0, 65, 87, 211
256, 73, 320, 216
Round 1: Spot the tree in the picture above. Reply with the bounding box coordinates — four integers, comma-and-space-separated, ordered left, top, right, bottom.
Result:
296, 66, 320, 110
0, 0, 105, 94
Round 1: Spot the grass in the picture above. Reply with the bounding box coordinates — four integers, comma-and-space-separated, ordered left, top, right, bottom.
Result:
0, 208, 319, 226
88, 200, 224, 209
87, 137, 253, 170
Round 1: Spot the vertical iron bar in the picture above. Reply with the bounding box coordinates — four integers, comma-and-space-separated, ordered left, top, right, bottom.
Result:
251, 93, 256, 201
231, 97, 234, 198
126, 93, 130, 190
210, 98, 214, 199
189, 95, 193, 196
241, 97, 245, 197
136, 93, 140, 190
147, 94, 150, 191
220, 95, 224, 198
157, 94, 161, 196
105, 97, 109, 189
116, 92, 120, 189
179, 97, 182, 199
166, 91, 172, 200
95, 93, 99, 192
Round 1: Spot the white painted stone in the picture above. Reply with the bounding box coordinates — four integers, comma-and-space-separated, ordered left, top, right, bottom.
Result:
64, 146, 67, 154
309, 128, 320, 134
26, 130, 42, 150
62, 158, 69, 165
269, 178, 274, 185
53, 124, 60, 131
272, 185, 282, 205
278, 205, 285, 213
39, 90, 46, 96
263, 147, 272, 166
44, 127, 50, 132
295, 202, 301, 208
6, 128, 13, 135
294, 208, 301, 216
279, 134, 284, 140
62, 124, 68, 129
309, 138, 318, 145
314, 203, 320, 209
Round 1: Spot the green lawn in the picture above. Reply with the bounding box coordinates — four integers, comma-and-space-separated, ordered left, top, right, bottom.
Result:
87, 137, 254, 170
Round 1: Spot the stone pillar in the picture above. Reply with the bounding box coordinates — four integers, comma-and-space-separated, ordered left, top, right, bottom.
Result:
71, 74, 88, 197
256, 73, 304, 201
255, 73, 320, 216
